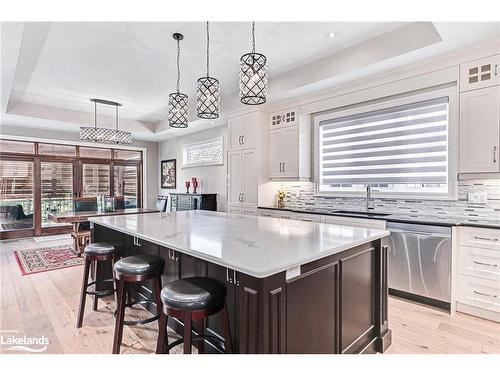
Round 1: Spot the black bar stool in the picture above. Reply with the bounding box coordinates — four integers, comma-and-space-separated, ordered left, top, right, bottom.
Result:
112, 254, 164, 354
76, 242, 121, 328
156, 277, 232, 354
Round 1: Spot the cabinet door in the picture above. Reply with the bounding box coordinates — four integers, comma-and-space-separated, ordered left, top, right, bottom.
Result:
242, 149, 258, 207
228, 150, 243, 206
242, 112, 259, 149
228, 116, 244, 150
459, 86, 500, 173
282, 126, 299, 177
269, 128, 284, 178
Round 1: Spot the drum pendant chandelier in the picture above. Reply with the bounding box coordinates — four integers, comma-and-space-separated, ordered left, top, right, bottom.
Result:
196, 22, 220, 119
169, 33, 189, 128
80, 99, 131, 145
239, 22, 268, 105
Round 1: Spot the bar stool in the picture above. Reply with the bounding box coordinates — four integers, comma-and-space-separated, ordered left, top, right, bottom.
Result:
112, 254, 164, 354
156, 277, 232, 354
76, 242, 121, 328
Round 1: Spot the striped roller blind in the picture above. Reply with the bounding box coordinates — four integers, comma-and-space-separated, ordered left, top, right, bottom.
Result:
319, 97, 449, 188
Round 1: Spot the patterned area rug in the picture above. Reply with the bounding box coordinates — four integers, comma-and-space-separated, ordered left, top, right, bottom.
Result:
14, 245, 84, 276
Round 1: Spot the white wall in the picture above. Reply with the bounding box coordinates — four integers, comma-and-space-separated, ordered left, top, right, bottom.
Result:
0, 124, 159, 209
159, 125, 228, 212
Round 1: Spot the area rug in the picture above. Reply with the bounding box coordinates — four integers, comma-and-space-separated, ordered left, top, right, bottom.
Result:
14, 245, 84, 276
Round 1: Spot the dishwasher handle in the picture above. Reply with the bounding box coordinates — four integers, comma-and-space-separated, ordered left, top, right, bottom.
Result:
388, 227, 451, 238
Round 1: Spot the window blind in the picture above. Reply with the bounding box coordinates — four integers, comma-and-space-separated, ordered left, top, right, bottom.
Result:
319, 97, 449, 187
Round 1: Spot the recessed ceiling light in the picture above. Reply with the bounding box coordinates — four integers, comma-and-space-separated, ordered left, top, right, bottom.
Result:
211, 121, 216, 125
328, 32, 337, 38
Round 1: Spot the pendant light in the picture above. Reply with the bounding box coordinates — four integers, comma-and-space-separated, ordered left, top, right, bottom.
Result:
169, 33, 189, 128
196, 22, 220, 119
239, 22, 268, 105
80, 99, 131, 144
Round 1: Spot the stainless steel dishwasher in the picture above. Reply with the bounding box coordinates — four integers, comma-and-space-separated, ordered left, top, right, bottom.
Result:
386, 222, 452, 309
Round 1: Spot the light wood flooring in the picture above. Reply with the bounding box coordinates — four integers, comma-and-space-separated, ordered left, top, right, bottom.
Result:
1, 236, 499, 354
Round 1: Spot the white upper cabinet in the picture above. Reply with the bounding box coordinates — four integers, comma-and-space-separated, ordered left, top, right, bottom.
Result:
460, 55, 500, 92
228, 111, 260, 150
459, 85, 500, 173
227, 111, 266, 214
269, 108, 311, 180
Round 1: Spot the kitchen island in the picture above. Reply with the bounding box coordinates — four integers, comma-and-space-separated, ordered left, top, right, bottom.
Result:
90, 210, 391, 354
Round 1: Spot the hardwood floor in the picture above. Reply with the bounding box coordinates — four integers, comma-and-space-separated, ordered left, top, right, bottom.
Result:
1, 236, 499, 354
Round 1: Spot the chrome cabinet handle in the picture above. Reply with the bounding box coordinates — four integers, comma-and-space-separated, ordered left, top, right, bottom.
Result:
494, 146, 497, 163
279, 162, 282, 172
233, 269, 239, 285
282, 162, 285, 173
242, 135, 245, 145
241, 193, 244, 202
473, 290, 497, 298
133, 237, 141, 247
226, 268, 233, 283
473, 260, 498, 267
495, 64, 498, 76
474, 236, 498, 242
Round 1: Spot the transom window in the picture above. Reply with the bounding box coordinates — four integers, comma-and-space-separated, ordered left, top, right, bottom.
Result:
182, 136, 224, 168
317, 96, 450, 195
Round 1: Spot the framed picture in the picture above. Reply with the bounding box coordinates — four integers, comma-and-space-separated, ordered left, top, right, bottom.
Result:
161, 159, 176, 189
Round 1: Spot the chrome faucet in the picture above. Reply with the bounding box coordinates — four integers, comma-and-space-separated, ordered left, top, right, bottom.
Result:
366, 185, 375, 211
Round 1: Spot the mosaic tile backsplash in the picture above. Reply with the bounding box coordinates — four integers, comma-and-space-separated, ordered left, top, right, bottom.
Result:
278, 179, 500, 223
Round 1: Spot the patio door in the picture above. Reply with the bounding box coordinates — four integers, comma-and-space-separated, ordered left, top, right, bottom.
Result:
40, 161, 74, 231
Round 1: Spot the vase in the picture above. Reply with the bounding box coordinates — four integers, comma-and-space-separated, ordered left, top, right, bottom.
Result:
277, 197, 285, 209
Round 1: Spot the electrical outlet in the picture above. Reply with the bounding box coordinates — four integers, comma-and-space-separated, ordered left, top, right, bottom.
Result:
468, 192, 488, 204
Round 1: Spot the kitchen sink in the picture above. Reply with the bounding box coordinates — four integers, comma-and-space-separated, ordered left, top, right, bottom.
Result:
332, 210, 392, 217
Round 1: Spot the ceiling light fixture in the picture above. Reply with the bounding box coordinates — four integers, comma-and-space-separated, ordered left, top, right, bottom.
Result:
196, 22, 220, 119
239, 21, 268, 105
80, 99, 131, 145
169, 33, 189, 128
328, 32, 337, 38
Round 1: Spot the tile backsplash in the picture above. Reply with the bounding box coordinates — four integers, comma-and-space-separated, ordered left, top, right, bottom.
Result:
278, 179, 500, 222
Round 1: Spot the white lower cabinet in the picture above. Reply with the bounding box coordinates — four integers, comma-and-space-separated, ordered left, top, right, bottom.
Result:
457, 226, 500, 322
228, 205, 258, 216
258, 209, 386, 228
320, 215, 386, 230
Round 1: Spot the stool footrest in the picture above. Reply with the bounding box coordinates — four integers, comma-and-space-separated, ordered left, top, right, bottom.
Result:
166, 333, 229, 353
85, 279, 116, 297
114, 299, 160, 326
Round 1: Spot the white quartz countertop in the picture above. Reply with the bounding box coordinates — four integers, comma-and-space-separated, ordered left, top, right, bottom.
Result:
90, 211, 390, 278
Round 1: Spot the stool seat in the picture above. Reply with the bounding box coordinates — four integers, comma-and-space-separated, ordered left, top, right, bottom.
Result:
161, 277, 227, 311
114, 254, 164, 275
84, 242, 116, 256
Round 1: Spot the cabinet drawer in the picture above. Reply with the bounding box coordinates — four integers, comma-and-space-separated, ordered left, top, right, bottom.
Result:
295, 213, 321, 223
459, 227, 500, 251
458, 274, 500, 312
259, 209, 282, 218
459, 246, 500, 282
320, 215, 386, 229
242, 207, 258, 216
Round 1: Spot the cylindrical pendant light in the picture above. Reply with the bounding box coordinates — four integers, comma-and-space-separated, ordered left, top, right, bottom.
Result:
169, 33, 189, 128
239, 22, 268, 105
196, 22, 220, 119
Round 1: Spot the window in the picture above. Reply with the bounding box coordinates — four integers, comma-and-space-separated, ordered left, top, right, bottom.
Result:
82, 164, 110, 196
114, 149, 142, 161
79, 147, 111, 159
181, 136, 223, 168
114, 165, 138, 208
0, 139, 35, 154
40, 162, 73, 227
317, 96, 451, 196
39, 143, 76, 157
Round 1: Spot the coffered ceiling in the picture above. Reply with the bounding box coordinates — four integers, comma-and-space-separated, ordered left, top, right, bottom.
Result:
1, 21, 499, 141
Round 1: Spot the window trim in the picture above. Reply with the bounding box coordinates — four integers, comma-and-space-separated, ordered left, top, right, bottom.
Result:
181, 136, 224, 168
313, 86, 459, 200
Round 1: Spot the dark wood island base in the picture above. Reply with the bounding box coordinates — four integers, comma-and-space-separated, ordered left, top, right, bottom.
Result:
93, 223, 391, 354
